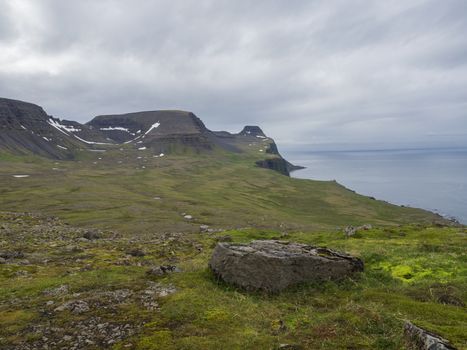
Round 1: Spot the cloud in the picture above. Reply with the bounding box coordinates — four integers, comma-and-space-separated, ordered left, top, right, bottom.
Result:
0, 0, 466, 149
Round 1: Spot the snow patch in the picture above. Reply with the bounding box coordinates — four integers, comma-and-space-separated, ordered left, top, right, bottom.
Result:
63, 125, 81, 132
256, 135, 266, 139
143, 122, 160, 136
100, 126, 130, 132
123, 135, 142, 144
47, 118, 81, 134
12, 175, 30, 178
42, 137, 50, 141
138, 147, 147, 150
57, 145, 68, 150
20, 124, 27, 130
74, 135, 112, 145
47, 119, 70, 135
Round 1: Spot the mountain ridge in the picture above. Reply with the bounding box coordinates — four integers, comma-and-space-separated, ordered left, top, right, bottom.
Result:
0, 97, 300, 175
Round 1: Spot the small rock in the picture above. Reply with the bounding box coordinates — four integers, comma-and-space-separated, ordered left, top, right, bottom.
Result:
278, 345, 302, 350
55, 300, 90, 314
64, 245, 84, 253
183, 215, 193, 220
82, 230, 100, 240
43, 284, 69, 296
0, 250, 25, 259
343, 226, 356, 237
404, 321, 457, 349
127, 248, 145, 257
200, 224, 210, 232
437, 294, 465, 307
145, 282, 177, 297
216, 235, 232, 242
146, 265, 181, 276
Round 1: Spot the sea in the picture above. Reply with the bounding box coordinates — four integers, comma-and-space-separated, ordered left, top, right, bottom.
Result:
286, 147, 467, 224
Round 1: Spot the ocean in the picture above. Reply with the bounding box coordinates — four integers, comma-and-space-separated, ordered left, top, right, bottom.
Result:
286, 148, 467, 224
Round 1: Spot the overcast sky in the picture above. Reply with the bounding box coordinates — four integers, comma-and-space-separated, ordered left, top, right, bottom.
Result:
1, 0, 466, 150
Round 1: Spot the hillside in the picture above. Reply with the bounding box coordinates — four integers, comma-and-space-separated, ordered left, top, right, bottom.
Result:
0, 97, 464, 350
0, 98, 296, 175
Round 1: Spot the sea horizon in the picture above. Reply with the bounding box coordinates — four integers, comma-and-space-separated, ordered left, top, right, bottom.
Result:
286, 146, 467, 224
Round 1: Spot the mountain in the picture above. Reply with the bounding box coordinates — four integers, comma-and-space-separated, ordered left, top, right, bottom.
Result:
0, 97, 113, 159
0, 97, 300, 175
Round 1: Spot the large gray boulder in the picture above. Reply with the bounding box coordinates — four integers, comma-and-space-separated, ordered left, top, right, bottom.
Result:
209, 240, 364, 292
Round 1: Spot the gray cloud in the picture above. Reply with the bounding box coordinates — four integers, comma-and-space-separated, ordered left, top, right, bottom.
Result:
0, 0, 466, 150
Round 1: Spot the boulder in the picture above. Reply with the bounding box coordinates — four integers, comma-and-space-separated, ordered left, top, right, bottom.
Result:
209, 240, 363, 292
404, 321, 457, 350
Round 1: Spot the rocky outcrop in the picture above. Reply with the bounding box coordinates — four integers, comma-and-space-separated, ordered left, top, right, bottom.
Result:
239, 125, 266, 137
404, 321, 457, 350
256, 158, 291, 176
209, 240, 364, 292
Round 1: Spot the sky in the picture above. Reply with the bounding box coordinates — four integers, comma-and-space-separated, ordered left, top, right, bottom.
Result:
0, 0, 466, 150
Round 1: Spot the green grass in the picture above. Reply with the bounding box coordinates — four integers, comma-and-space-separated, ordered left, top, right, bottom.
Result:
0, 151, 464, 349
0, 150, 444, 235
1, 213, 465, 349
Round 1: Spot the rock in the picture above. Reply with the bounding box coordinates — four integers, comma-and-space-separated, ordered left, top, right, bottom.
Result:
278, 344, 303, 350
209, 240, 364, 292
0, 257, 6, 264
82, 230, 100, 240
404, 321, 457, 349
64, 245, 83, 253
343, 226, 357, 237
146, 265, 181, 276
0, 250, 25, 259
436, 294, 465, 307
343, 224, 372, 237
43, 284, 69, 296
200, 224, 210, 232
55, 300, 90, 314
146, 282, 177, 297
126, 248, 145, 257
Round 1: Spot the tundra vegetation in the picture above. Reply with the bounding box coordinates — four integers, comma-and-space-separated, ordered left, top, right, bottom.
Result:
0, 150, 465, 349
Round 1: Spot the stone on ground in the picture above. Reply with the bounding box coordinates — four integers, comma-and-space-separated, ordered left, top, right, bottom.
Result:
404, 321, 457, 350
209, 240, 364, 292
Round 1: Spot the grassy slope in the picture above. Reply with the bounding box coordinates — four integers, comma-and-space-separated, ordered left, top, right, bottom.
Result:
0, 149, 443, 234
0, 150, 464, 349
0, 214, 465, 349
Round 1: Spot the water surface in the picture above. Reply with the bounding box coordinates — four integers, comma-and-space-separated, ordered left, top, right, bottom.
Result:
287, 148, 467, 224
